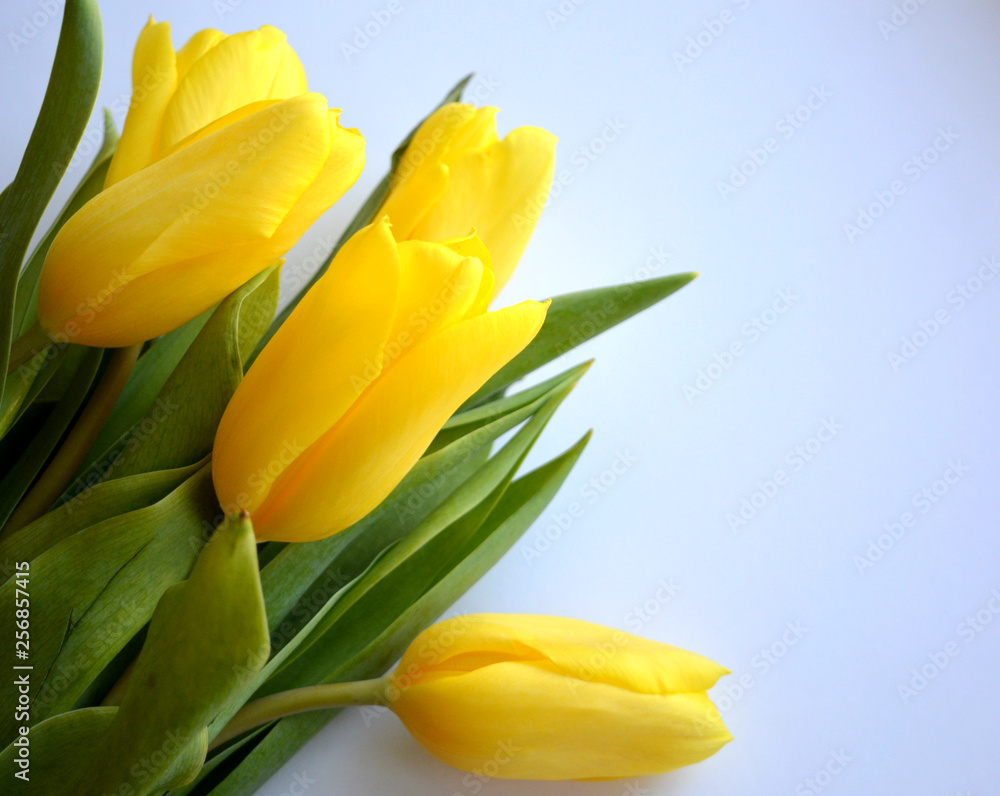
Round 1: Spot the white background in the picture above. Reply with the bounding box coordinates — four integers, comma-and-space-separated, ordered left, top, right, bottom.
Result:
3, 1, 1000, 794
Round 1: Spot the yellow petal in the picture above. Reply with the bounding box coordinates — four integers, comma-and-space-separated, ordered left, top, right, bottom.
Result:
175, 28, 226, 81
445, 106, 499, 153
160, 25, 307, 152
125, 93, 332, 276
387, 242, 485, 349
400, 614, 729, 695
438, 232, 496, 318
213, 220, 399, 516
267, 110, 366, 253
378, 103, 478, 238
411, 125, 556, 294
157, 99, 282, 159
394, 662, 731, 780
251, 299, 548, 541
104, 18, 178, 186
38, 94, 333, 344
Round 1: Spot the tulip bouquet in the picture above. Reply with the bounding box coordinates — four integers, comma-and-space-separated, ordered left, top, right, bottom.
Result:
0, 2, 730, 794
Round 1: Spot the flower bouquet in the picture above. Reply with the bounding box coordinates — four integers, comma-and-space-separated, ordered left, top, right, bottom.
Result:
0, 2, 729, 793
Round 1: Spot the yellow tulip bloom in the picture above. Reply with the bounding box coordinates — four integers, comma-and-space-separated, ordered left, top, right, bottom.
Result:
36, 21, 364, 348
106, 20, 310, 186
212, 218, 548, 542
387, 614, 732, 780
379, 103, 556, 295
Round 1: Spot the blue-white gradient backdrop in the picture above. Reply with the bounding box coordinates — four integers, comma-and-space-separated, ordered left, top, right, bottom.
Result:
3, 1, 999, 794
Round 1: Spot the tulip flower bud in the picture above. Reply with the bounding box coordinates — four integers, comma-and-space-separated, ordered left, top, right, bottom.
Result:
379, 103, 556, 295
36, 21, 364, 348
212, 218, 548, 542
386, 614, 732, 780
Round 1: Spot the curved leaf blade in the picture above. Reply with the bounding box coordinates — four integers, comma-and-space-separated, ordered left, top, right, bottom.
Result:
0, 0, 102, 406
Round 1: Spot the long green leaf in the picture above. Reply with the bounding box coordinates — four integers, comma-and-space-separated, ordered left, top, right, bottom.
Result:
0, 347, 102, 529
72, 516, 268, 796
76, 308, 213, 485
258, 386, 572, 698
257, 360, 587, 646
0, 707, 116, 789
201, 433, 588, 796
0, 0, 102, 407
92, 266, 279, 483
14, 108, 119, 336
0, 342, 71, 439
465, 272, 698, 407
0, 467, 218, 745
0, 458, 204, 576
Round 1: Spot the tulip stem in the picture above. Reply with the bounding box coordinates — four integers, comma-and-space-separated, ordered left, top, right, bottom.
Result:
3, 343, 142, 534
6, 323, 54, 375
210, 676, 392, 751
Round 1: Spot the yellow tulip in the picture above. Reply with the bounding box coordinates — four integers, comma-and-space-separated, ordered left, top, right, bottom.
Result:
379, 103, 556, 295
387, 614, 732, 780
36, 21, 364, 348
212, 218, 548, 542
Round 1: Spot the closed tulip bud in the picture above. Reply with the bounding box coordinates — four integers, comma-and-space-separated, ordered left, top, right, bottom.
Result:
386, 614, 732, 780
36, 20, 364, 348
212, 218, 548, 542
379, 103, 556, 295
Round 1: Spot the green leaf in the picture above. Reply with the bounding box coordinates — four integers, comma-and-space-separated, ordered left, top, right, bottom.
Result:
0, 467, 218, 746
104, 267, 279, 481
0, 347, 102, 529
0, 0, 102, 407
69, 515, 269, 796
431, 359, 591, 452
206, 548, 390, 746
200, 432, 588, 796
0, 707, 116, 789
189, 380, 583, 794
14, 108, 119, 336
0, 342, 72, 439
465, 272, 698, 407
0, 458, 204, 577
259, 385, 572, 697
250, 360, 588, 671
74, 309, 213, 489
248, 73, 473, 365
0, 517, 269, 795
